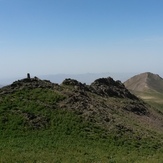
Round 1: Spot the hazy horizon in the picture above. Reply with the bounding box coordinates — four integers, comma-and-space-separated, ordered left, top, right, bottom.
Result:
1, 71, 163, 86
0, 0, 163, 79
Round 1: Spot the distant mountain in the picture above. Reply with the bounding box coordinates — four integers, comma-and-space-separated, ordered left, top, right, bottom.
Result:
0, 85, 3, 88
124, 72, 163, 93
124, 72, 163, 113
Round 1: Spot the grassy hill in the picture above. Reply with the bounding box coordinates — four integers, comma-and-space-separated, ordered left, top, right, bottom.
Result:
0, 77, 163, 162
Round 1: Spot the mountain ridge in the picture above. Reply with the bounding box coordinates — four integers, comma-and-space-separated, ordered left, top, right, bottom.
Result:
0, 75, 162, 134
0, 75, 163, 162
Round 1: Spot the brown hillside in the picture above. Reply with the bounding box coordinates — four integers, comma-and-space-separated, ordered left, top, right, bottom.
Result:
124, 72, 163, 93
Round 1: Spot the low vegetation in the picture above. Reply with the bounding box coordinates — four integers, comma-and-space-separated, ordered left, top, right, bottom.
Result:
133, 90, 163, 113
0, 78, 163, 163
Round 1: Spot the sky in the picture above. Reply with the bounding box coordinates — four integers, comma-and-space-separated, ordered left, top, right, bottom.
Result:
0, 0, 163, 79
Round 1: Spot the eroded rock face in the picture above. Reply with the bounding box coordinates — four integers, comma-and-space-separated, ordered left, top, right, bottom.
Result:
90, 77, 138, 100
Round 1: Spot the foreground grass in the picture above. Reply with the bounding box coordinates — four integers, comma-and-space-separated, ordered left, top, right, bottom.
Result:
1, 110, 163, 163
0, 88, 163, 163
1, 120, 163, 162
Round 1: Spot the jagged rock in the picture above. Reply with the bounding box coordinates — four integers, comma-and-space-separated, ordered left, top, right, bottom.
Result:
59, 77, 148, 119
123, 102, 149, 115
90, 77, 138, 100
62, 78, 82, 86
62, 78, 89, 91
0, 76, 148, 117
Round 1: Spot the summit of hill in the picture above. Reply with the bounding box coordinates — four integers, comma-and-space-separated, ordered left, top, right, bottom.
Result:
124, 72, 163, 93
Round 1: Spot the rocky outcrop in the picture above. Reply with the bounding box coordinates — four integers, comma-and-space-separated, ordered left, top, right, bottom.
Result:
0, 76, 148, 117
0, 77, 59, 95
123, 101, 149, 115
62, 77, 138, 100
59, 77, 149, 117
62, 78, 89, 91
90, 77, 138, 100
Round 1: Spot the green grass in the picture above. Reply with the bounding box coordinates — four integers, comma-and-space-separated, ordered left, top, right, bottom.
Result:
1, 110, 163, 163
133, 90, 163, 113
0, 88, 163, 162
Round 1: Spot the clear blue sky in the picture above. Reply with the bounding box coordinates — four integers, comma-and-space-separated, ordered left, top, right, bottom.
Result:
0, 0, 163, 79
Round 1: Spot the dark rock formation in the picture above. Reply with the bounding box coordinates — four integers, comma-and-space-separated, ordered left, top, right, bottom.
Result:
90, 77, 138, 100
123, 102, 149, 115
59, 77, 149, 117
62, 78, 89, 91
0, 77, 59, 95
0, 76, 148, 116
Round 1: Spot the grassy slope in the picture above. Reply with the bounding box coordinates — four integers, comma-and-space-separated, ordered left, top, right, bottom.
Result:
132, 89, 163, 113
0, 88, 163, 163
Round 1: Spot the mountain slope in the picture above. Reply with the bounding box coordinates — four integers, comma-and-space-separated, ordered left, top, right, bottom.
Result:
124, 72, 163, 113
0, 76, 163, 162
124, 72, 163, 93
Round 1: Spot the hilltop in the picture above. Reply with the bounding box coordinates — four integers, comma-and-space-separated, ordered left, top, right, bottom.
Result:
0, 75, 163, 162
124, 72, 163, 113
124, 72, 163, 93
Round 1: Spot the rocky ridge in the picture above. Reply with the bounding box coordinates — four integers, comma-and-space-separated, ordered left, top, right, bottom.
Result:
0, 76, 150, 116
0, 75, 162, 136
